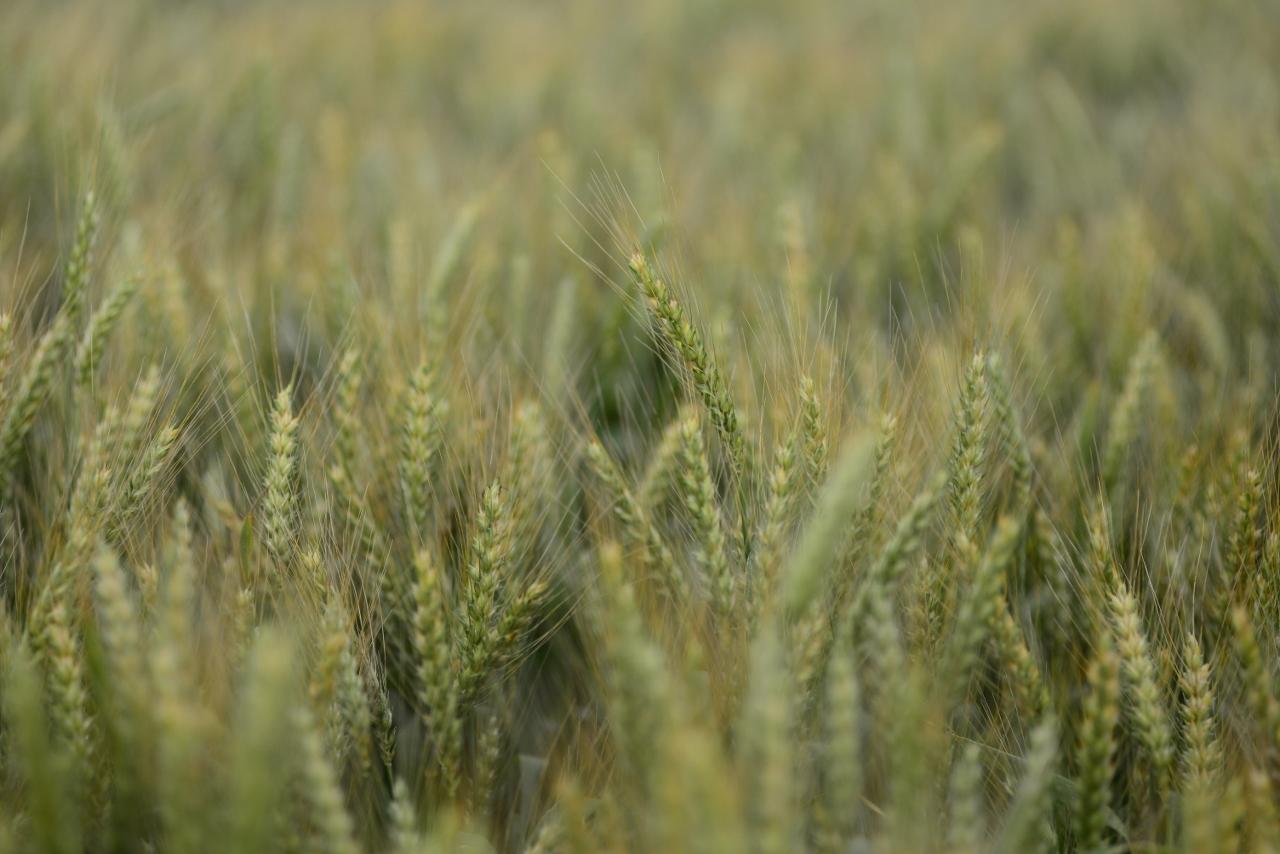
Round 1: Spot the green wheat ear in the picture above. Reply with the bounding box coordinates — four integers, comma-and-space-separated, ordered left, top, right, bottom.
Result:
2, 638, 82, 854
1075, 635, 1121, 852
676, 413, 734, 618
263, 385, 299, 568
1178, 633, 1221, 789
781, 432, 876, 616
1107, 581, 1174, 787
76, 276, 138, 386
996, 716, 1059, 854
630, 252, 753, 556
1102, 331, 1160, 492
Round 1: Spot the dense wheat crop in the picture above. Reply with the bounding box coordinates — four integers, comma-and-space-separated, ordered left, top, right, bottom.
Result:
2, 0, 1280, 851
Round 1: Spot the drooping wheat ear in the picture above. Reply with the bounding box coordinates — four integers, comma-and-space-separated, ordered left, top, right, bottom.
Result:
61, 191, 100, 326
331, 346, 362, 479
0, 312, 77, 488
799, 375, 828, 494
947, 742, 986, 852
1178, 633, 1221, 788
821, 641, 862, 844
676, 413, 734, 618
636, 406, 690, 516
985, 353, 1033, 510
948, 351, 988, 558
2, 638, 82, 854
1107, 582, 1174, 786
411, 548, 456, 749
458, 483, 515, 707
399, 360, 447, 542
1102, 330, 1160, 491
740, 627, 799, 854
293, 703, 360, 854
585, 437, 684, 604
629, 253, 748, 482
942, 516, 1021, 704
752, 430, 800, 622
263, 385, 299, 566
996, 715, 1059, 854
1074, 635, 1121, 852
1230, 606, 1280, 753
782, 433, 876, 616
76, 276, 138, 386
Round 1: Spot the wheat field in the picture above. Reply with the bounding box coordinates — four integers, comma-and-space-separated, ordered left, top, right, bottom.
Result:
2, 0, 1280, 851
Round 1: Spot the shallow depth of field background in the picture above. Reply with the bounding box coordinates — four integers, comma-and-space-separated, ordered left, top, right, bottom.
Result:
2, 0, 1280, 852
